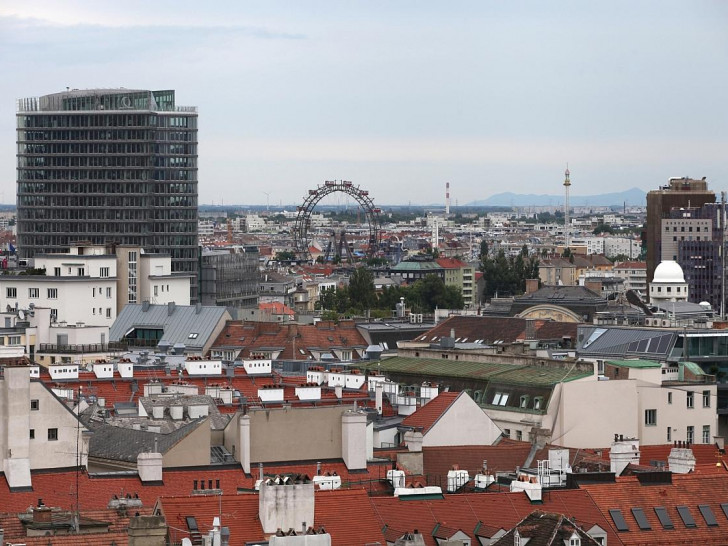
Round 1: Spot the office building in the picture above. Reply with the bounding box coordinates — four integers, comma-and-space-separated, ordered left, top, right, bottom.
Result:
16, 88, 199, 300
645, 177, 714, 285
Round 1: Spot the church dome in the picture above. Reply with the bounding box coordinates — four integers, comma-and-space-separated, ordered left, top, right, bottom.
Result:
653, 260, 686, 283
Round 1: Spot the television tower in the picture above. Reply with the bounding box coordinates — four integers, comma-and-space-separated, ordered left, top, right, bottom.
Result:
564, 166, 571, 249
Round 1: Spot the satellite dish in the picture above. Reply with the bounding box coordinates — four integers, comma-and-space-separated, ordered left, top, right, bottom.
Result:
18, 310, 25, 320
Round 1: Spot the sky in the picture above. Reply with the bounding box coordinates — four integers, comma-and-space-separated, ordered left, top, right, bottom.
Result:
1, 1, 727, 206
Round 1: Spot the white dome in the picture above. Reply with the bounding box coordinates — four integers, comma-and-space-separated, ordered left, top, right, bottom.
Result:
699, 301, 712, 308
653, 260, 686, 283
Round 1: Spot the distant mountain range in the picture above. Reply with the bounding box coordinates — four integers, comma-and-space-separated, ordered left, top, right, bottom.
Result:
470, 187, 646, 207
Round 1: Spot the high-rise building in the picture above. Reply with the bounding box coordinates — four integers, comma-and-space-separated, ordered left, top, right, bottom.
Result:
16, 89, 199, 300
645, 177, 714, 285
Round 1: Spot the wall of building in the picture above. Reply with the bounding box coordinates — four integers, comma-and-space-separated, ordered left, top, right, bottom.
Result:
163, 419, 211, 468
226, 405, 354, 464
638, 384, 718, 445
424, 394, 501, 447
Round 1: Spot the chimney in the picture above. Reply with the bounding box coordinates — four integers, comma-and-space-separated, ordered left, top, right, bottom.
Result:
238, 415, 251, 474
137, 452, 163, 483
341, 410, 367, 470
668, 447, 696, 474
128, 515, 167, 546
32, 505, 53, 524
525, 319, 536, 340
609, 435, 640, 475
375, 382, 384, 415
167, 301, 176, 315
258, 476, 314, 535
585, 280, 603, 295
334, 385, 343, 399
525, 278, 539, 294
403, 430, 423, 453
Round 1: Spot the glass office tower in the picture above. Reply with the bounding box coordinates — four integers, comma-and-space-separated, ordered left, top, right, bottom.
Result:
16, 89, 199, 300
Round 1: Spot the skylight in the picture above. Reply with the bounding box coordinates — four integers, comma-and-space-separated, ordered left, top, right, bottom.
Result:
698, 505, 718, 527
676, 506, 697, 528
654, 507, 674, 530
609, 509, 630, 532
631, 508, 651, 530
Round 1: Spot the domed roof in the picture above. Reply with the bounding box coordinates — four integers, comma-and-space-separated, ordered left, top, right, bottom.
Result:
653, 260, 686, 283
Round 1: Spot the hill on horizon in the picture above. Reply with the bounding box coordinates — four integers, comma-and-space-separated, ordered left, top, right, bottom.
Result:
471, 187, 646, 207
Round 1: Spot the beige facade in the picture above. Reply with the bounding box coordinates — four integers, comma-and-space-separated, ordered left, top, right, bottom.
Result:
0, 365, 89, 488
225, 405, 371, 471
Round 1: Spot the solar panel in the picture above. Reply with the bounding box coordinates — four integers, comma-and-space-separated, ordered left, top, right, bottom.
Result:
631, 508, 652, 530
647, 337, 660, 353
654, 507, 674, 530
637, 339, 649, 352
609, 509, 630, 532
657, 335, 672, 354
676, 505, 697, 528
698, 505, 719, 527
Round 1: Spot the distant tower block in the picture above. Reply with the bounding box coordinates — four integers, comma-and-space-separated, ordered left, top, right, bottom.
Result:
563, 166, 571, 249
446, 182, 451, 215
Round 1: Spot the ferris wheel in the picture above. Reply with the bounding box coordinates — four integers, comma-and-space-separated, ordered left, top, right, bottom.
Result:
293, 180, 382, 261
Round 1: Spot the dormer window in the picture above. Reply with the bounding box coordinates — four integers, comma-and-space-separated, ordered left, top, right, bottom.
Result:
533, 397, 543, 410
520, 395, 530, 408
568, 532, 581, 546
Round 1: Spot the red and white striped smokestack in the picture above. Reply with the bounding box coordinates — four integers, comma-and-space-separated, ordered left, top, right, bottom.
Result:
446, 182, 450, 215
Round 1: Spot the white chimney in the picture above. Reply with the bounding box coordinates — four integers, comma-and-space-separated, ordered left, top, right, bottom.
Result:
403, 430, 423, 453
238, 414, 251, 474
375, 382, 383, 415
609, 436, 640, 475
341, 410, 367, 470
137, 452, 163, 483
668, 447, 696, 474
258, 478, 314, 535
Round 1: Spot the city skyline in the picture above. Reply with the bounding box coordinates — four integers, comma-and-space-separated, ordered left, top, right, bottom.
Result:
1, 1, 727, 205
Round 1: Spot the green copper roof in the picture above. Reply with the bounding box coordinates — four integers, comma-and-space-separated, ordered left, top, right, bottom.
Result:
361, 356, 591, 386
606, 359, 662, 369
681, 361, 708, 376
391, 261, 442, 271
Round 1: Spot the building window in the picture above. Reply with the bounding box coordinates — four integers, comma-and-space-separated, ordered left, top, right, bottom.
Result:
154, 285, 158, 297
492, 393, 509, 406
48, 428, 58, 441
503, 429, 511, 438
687, 391, 694, 409
516, 430, 523, 441
100, 267, 110, 278
30, 399, 39, 411
703, 390, 710, 408
77, 267, 85, 276
668, 392, 672, 404
54, 267, 61, 276
29, 429, 35, 440
28, 287, 39, 298
9, 336, 21, 345
520, 395, 530, 408
47, 288, 58, 299
6, 287, 16, 298
106, 287, 112, 298
106, 308, 112, 318
687, 426, 694, 444
534, 397, 543, 410
703, 425, 710, 444
645, 409, 657, 426
667, 426, 672, 442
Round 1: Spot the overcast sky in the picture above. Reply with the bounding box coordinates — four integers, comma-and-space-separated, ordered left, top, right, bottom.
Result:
1, 1, 727, 206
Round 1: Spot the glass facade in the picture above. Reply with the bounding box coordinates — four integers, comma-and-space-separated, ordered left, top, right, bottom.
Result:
16, 89, 198, 300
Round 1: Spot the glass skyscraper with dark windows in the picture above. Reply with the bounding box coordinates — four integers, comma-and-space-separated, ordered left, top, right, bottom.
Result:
16, 88, 199, 300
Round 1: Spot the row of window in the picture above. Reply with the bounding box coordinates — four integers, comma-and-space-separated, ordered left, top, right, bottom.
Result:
91, 307, 113, 318
29, 428, 58, 441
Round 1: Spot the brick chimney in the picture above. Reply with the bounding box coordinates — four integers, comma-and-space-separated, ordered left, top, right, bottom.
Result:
525, 279, 539, 294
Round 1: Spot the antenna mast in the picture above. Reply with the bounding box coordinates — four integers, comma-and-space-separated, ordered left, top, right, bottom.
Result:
563, 166, 571, 249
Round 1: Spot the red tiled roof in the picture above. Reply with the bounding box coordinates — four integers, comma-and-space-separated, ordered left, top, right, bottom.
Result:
369, 489, 619, 546
416, 315, 578, 344
259, 301, 296, 316
157, 488, 384, 545
582, 473, 728, 545
436, 257, 469, 269
209, 320, 368, 360
401, 392, 460, 434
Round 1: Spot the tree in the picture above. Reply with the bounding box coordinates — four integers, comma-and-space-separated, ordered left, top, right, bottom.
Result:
347, 268, 376, 311
480, 248, 539, 301
593, 223, 614, 235
409, 274, 463, 311
316, 286, 337, 311
274, 251, 296, 261
479, 240, 489, 260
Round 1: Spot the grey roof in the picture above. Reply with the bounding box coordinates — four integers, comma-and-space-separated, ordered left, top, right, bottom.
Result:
577, 325, 678, 360
86, 418, 206, 463
109, 303, 230, 351
138, 395, 231, 430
